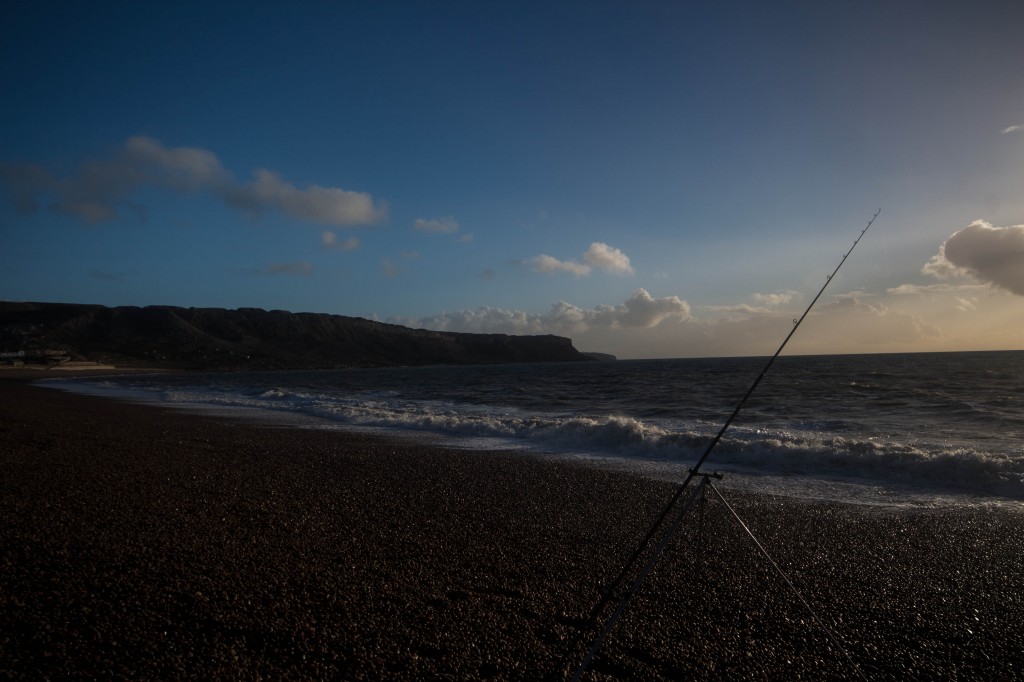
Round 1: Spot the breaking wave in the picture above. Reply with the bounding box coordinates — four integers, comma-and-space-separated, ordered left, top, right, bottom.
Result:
40, 352, 1024, 504
48, 378, 1024, 501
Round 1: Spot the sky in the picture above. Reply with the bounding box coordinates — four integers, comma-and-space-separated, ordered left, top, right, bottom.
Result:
2, 1, 1023, 359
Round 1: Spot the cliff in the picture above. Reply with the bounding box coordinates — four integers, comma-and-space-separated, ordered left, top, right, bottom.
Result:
0, 301, 593, 370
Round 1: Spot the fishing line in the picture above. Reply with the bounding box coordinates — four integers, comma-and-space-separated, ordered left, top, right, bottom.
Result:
570, 475, 713, 682
707, 479, 869, 682
565, 209, 881, 679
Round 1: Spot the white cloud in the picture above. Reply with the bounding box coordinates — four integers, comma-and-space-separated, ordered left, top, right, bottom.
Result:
630, 292, 954, 358
413, 216, 459, 233
702, 290, 801, 316
391, 278, 1022, 358
887, 282, 988, 295
0, 136, 386, 226
888, 283, 945, 295
321, 230, 360, 251
923, 220, 1024, 295
123, 135, 230, 190
528, 242, 634, 277
611, 288, 689, 326
394, 287, 950, 358
954, 296, 977, 312
702, 303, 774, 315
1002, 124, 1022, 134
392, 288, 689, 335
583, 242, 634, 275
224, 168, 382, 225
752, 290, 797, 306
530, 253, 592, 276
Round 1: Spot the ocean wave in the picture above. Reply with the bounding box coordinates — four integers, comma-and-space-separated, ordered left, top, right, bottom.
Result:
257, 388, 290, 399
143, 386, 1024, 500
42, 362, 1024, 502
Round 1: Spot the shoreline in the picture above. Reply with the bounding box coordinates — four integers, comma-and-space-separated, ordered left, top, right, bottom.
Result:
2, 382, 1022, 679
25, 369, 1023, 511
0, 366, 179, 379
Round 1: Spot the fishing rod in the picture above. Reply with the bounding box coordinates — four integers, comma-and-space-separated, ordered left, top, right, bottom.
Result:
567, 208, 881, 680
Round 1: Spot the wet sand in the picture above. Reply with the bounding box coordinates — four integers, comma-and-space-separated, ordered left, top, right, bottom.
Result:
1, 378, 1022, 680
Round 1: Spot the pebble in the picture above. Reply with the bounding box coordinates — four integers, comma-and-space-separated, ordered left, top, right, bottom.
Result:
2, 380, 1022, 680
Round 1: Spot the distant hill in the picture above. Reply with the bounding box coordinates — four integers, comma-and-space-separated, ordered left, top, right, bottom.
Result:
0, 301, 594, 370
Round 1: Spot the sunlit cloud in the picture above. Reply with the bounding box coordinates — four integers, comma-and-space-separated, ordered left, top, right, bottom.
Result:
954, 296, 977, 312
530, 254, 592, 276
528, 242, 634, 277
752, 290, 797, 306
923, 220, 1024, 295
224, 169, 382, 225
123, 135, 230, 190
0, 136, 386, 226
413, 216, 459, 233
888, 283, 947, 295
705, 290, 801, 316
392, 288, 688, 335
321, 230, 360, 251
389, 278, 1022, 358
583, 242, 634, 275
627, 289, 690, 325
887, 282, 988, 295
702, 303, 774, 315
871, 282, 1023, 351
810, 295, 941, 342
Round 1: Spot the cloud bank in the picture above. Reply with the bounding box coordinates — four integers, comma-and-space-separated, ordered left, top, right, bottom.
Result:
391, 285, 958, 358
529, 242, 634, 277
386, 268, 1023, 358
392, 288, 688, 335
0, 136, 386, 226
809, 295, 941, 345
923, 220, 1024, 295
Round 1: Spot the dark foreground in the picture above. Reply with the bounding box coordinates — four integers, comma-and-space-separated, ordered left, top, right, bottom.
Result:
1, 378, 1022, 680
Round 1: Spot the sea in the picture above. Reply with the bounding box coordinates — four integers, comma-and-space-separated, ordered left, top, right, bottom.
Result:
42, 351, 1023, 509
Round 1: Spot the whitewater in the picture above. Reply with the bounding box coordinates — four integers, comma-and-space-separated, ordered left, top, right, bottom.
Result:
43, 351, 1024, 508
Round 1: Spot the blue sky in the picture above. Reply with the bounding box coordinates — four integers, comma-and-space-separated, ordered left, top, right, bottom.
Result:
2, 1, 1023, 358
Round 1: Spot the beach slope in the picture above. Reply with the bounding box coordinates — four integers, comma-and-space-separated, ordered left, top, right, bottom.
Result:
1, 379, 1021, 680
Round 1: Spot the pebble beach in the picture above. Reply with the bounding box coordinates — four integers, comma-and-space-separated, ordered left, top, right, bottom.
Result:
2, 375, 1022, 680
